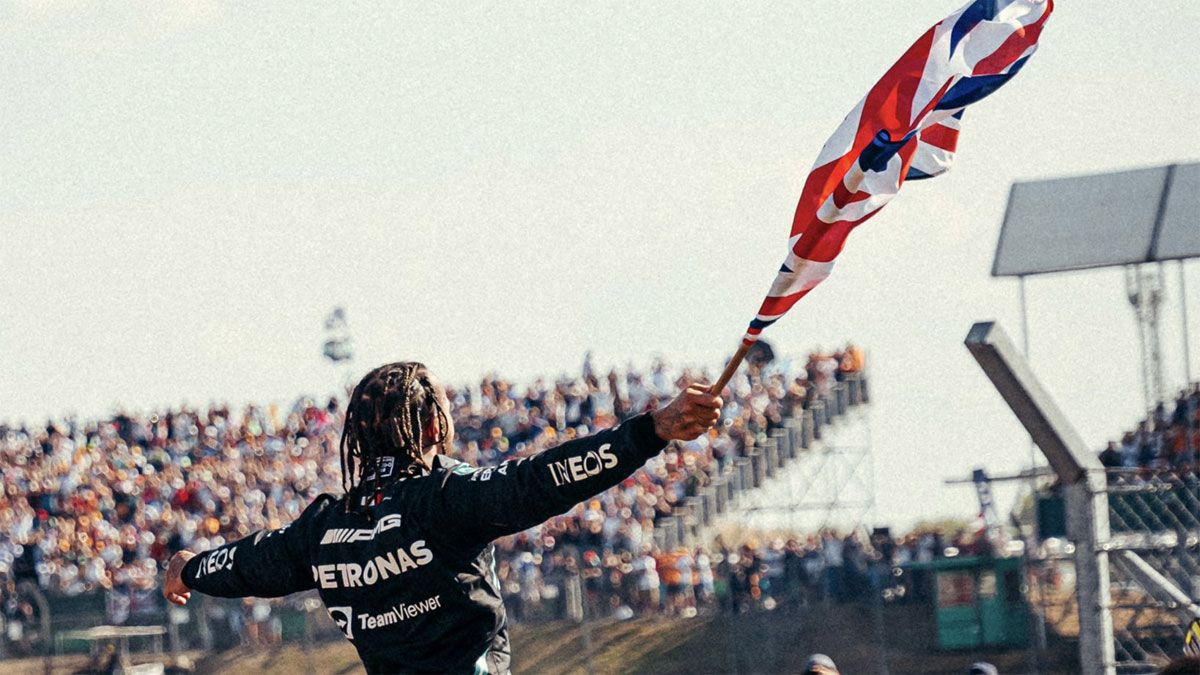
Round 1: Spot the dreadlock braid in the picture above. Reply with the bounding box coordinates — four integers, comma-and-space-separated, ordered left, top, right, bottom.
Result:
339, 362, 450, 514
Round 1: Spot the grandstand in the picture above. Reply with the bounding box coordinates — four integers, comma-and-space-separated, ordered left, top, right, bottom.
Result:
3, 347, 948, 671
3, 2, 1195, 672
1030, 382, 1200, 668
14, 337, 1193, 674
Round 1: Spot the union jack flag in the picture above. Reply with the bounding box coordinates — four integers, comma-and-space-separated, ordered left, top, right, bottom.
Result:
744, 0, 1053, 345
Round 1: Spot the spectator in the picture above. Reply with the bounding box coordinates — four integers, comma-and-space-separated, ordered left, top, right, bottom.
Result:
1099, 441, 1122, 469
1098, 383, 1199, 474
0, 350, 880, 633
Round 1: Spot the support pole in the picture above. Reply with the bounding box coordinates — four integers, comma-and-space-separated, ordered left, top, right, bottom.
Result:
1182, 262, 1197, 460
1067, 474, 1116, 675
965, 321, 1115, 675
1019, 275, 1031, 358
1117, 550, 1200, 619
1019, 275, 1048, 662
1180, 261, 1190, 381
1180, 262, 1193, 383
711, 342, 751, 395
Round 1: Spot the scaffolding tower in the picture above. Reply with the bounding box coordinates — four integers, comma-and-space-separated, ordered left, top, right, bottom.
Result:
1124, 264, 1168, 411
725, 400, 877, 536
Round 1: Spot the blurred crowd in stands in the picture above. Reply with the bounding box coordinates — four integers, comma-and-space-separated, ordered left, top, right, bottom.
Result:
497, 526, 976, 624
1097, 384, 1200, 472
0, 346, 862, 595
0, 344, 1002, 640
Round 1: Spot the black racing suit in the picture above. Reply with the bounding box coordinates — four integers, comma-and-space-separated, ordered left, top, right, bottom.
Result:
181, 412, 667, 674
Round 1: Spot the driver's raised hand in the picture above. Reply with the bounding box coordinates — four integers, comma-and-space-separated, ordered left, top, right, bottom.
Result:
651, 383, 724, 441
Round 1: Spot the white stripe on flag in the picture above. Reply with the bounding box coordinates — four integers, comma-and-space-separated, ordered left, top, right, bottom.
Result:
961, 3, 1047, 68
757, 258, 836, 320
816, 153, 906, 225
909, 141, 955, 178
812, 98, 867, 169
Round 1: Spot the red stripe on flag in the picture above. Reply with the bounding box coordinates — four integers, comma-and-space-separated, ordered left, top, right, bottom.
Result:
973, 3, 1053, 76
791, 136, 920, 262
830, 181, 872, 210
919, 123, 960, 153
756, 290, 809, 318
792, 219, 861, 263
790, 27, 938, 240
875, 29, 939, 133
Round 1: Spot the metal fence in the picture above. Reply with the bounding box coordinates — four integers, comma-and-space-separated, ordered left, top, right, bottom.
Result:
1, 585, 343, 664
1104, 469, 1200, 670
1034, 469, 1200, 673
652, 374, 868, 552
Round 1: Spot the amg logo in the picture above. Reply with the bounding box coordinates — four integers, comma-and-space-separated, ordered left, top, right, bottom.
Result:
547, 444, 619, 486
357, 595, 442, 630
320, 514, 403, 545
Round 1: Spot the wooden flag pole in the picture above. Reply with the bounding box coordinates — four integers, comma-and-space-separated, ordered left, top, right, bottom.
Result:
710, 341, 751, 396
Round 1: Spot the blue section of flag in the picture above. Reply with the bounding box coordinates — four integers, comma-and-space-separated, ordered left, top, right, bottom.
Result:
950, 0, 1018, 53
858, 129, 917, 173
906, 166, 934, 181
748, 318, 778, 330
950, 1, 993, 54
936, 55, 1029, 110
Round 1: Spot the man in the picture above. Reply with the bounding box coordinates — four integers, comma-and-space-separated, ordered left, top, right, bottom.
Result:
1098, 441, 1122, 470
162, 361, 721, 673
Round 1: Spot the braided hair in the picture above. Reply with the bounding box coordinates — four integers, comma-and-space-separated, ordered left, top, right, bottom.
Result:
339, 361, 450, 514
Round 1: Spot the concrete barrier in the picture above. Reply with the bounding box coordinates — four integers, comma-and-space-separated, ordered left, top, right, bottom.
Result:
748, 449, 765, 487
770, 429, 790, 467
810, 402, 824, 440
736, 457, 752, 492
784, 420, 802, 458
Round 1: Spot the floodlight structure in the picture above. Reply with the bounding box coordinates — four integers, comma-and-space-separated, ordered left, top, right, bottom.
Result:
704, 377, 876, 538
993, 161, 1199, 412
987, 163, 1198, 668
965, 321, 1115, 675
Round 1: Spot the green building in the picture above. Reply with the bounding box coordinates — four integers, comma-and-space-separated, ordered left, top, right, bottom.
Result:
907, 556, 1031, 650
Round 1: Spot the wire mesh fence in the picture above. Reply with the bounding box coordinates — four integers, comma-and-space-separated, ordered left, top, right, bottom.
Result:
1106, 469, 1200, 671
1034, 469, 1200, 673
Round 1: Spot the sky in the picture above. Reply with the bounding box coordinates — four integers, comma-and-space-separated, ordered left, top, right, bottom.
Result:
1, 0, 1197, 529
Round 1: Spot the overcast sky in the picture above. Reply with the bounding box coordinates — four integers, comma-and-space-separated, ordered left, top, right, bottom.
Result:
1, 0, 1197, 529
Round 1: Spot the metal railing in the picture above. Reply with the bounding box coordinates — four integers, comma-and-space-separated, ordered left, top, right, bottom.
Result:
651, 374, 868, 552
1031, 468, 1200, 673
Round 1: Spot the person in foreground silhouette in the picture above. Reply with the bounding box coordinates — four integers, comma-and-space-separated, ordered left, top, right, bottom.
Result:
163, 361, 722, 673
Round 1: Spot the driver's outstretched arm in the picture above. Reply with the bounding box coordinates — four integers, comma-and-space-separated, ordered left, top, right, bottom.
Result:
173, 494, 335, 600
423, 385, 720, 553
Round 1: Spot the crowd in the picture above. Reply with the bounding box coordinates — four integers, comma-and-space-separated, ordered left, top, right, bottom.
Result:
496, 525, 974, 623
0, 345, 865, 609
1097, 384, 1200, 472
